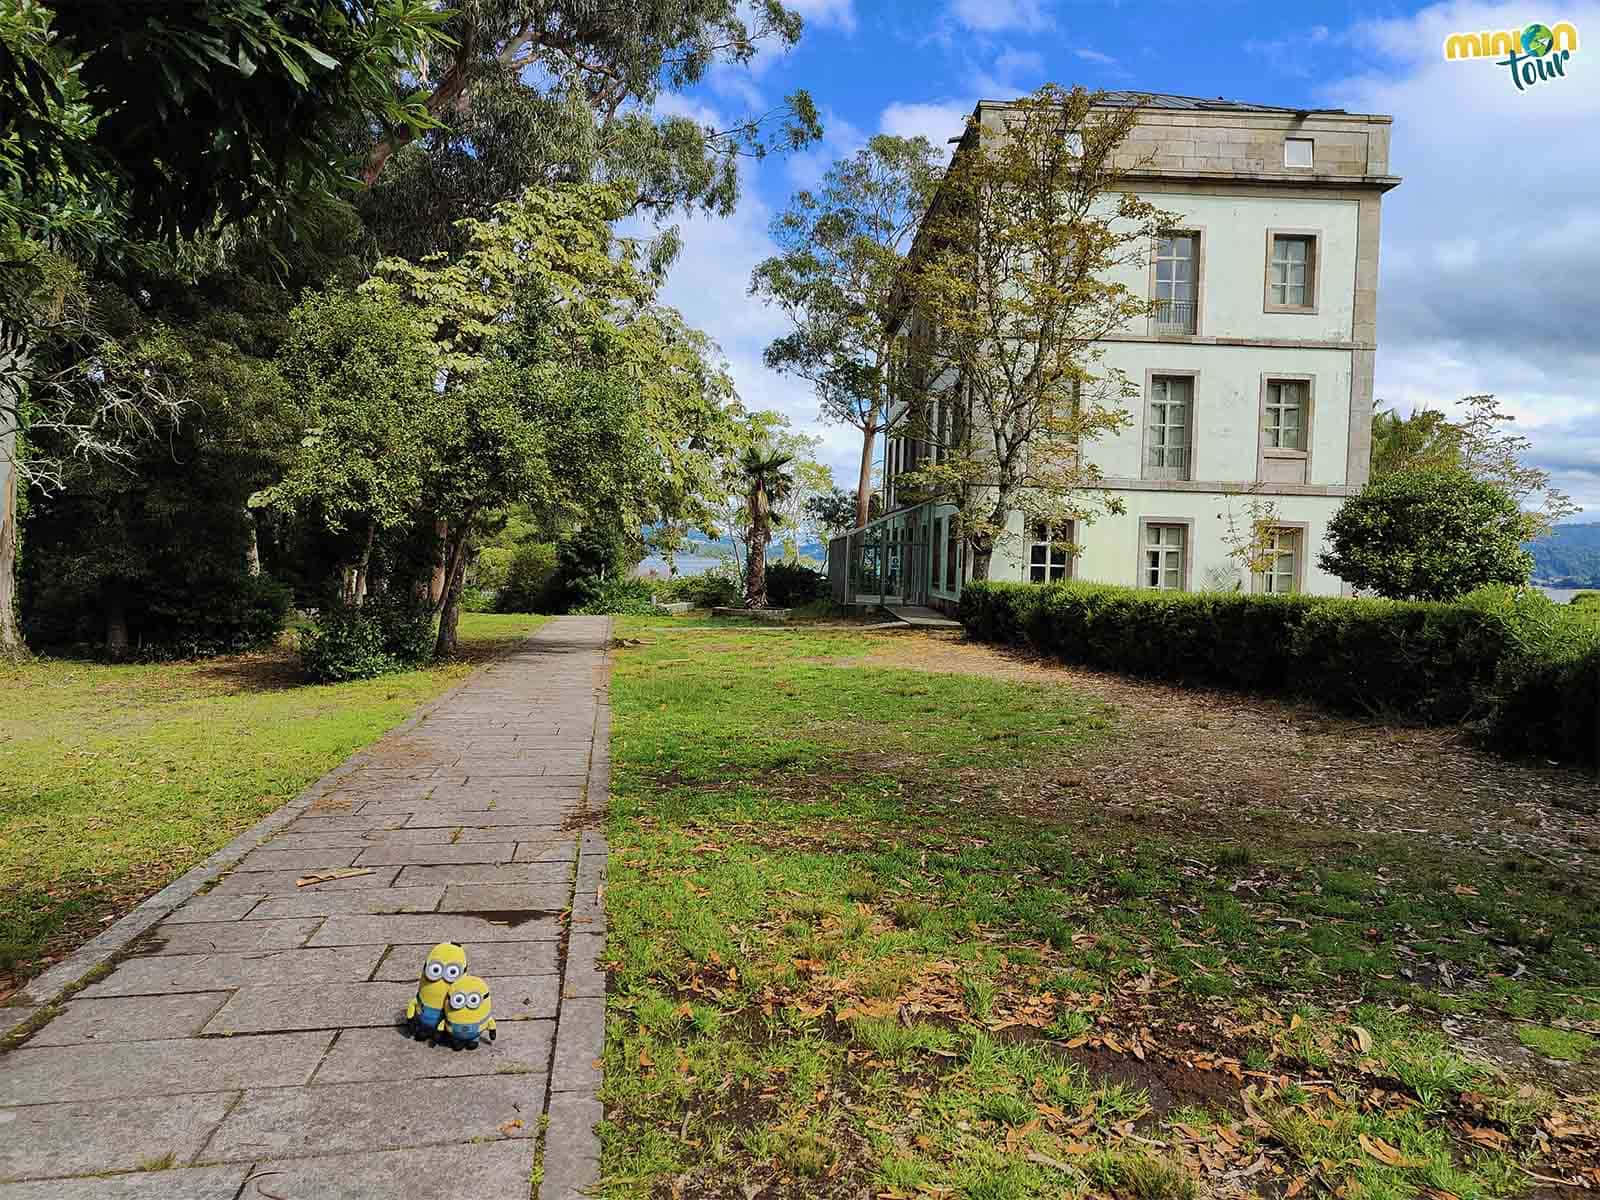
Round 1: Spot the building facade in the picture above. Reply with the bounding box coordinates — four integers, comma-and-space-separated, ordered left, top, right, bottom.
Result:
829, 93, 1400, 611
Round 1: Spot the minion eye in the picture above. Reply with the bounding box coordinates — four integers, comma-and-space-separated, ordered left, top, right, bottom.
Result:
451, 991, 467, 1009
443, 964, 462, 981
467, 991, 482, 1008
425, 962, 444, 980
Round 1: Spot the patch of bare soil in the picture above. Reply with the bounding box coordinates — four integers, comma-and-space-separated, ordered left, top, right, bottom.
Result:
837, 632, 1600, 874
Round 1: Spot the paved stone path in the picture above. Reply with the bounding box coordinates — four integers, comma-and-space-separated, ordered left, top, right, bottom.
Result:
0, 617, 612, 1199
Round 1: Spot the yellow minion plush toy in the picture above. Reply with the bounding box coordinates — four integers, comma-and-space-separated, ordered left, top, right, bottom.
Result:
437, 974, 496, 1050
405, 942, 466, 1040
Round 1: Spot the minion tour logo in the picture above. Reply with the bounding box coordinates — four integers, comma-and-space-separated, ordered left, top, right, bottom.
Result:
1443, 21, 1578, 91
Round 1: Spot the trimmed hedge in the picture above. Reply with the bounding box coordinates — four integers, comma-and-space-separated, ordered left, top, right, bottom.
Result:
958, 580, 1600, 765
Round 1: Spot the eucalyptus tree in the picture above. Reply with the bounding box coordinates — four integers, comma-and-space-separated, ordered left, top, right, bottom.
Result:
751, 135, 942, 529
357, 0, 822, 259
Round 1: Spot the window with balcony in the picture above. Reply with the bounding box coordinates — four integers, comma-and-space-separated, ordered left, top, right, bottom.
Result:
1153, 232, 1198, 333
1028, 521, 1072, 583
1142, 524, 1186, 591
1266, 232, 1318, 312
1144, 375, 1193, 481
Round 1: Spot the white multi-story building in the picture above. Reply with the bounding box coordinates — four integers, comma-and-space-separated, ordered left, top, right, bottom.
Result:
829, 93, 1400, 611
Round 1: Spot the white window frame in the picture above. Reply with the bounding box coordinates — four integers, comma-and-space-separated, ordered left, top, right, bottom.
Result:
1263, 379, 1307, 451
1139, 521, 1189, 592
1284, 137, 1314, 168
1143, 373, 1196, 481
1253, 524, 1309, 595
1027, 521, 1073, 584
1151, 231, 1199, 334
1264, 230, 1319, 313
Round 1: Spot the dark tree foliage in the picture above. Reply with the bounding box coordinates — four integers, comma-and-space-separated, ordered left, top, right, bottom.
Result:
357, 0, 820, 258
8, 0, 447, 241
1320, 468, 1535, 601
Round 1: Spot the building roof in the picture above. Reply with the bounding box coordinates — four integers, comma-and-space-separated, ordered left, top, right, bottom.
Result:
977, 91, 1352, 117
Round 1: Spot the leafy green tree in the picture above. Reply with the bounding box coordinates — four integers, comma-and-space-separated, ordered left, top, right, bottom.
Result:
1, 0, 446, 656
1370, 395, 1577, 537
1320, 468, 1535, 601
738, 442, 794, 609
900, 86, 1172, 581
358, 0, 821, 258
4, 0, 447, 241
805, 486, 858, 543
751, 135, 941, 528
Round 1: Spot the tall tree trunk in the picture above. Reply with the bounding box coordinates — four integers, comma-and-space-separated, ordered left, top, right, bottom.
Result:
104, 587, 129, 658
2, 355, 26, 657
244, 509, 261, 577
744, 487, 770, 607
429, 518, 448, 604
433, 520, 474, 659
0, 437, 20, 657
353, 522, 375, 604
855, 417, 878, 531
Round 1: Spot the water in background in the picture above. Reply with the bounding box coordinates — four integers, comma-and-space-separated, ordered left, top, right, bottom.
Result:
1539, 586, 1591, 604
634, 554, 726, 578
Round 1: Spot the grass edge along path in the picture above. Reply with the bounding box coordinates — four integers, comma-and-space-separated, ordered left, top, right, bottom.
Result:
597, 619, 1600, 1200
0, 612, 549, 997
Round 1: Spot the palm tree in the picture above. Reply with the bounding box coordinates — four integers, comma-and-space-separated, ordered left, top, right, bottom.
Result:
739, 443, 795, 608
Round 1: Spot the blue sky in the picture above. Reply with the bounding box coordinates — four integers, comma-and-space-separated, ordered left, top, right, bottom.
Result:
646, 0, 1600, 518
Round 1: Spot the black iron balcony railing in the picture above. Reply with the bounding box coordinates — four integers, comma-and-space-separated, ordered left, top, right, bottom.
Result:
1152, 298, 1197, 334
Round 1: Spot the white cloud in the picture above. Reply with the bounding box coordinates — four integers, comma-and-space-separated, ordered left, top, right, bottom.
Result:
878, 100, 974, 154
947, 0, 1052, 33
788, 0, 857, 33
1074, 48, 1118, 66
625, 164, 860, 489
1324, 0, 1600, 513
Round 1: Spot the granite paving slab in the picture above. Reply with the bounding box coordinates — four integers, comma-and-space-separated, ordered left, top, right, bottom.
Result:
203, 1074, 544, 1160
312, 1022, 555, 1083
235, 1142, 535, 1200
0, 1032, 332, 1104
77, 947, 387, 997
0, 1165, 250, 1199
0, 1091, 238, 1180
26, 993, 231, 1046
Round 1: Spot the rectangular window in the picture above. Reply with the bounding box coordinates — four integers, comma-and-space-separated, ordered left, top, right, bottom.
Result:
932, 518, 943, 590
1142, 524, 1185, 591
1153, 233, 1197, 333
1267, 234, 1315, 310
1145, 375, 1192, 480
1284, 137, 1314, 168
1028, 521, 1072, 583
1261, 528, 1299, 594
946, 519, 959, 590
1263, 380, 1307, 451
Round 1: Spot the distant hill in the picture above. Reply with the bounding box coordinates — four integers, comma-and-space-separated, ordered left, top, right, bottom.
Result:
1528, 523, 1600, 586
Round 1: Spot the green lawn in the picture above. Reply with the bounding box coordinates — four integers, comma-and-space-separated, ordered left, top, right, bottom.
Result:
601, 621, 1600, 1200
0, 612, 548, 995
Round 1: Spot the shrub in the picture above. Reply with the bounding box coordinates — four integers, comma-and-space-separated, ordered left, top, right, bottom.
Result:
571, 577, 656, 616
141, 573, 294, 658
764, 561, 828, 608
1320, 468, 1535, 600
959, 579, 1600, 765
654, 571, 740, 609
298, 593, 437, 682
494, 542, 558, 613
